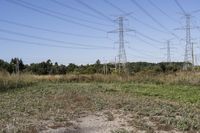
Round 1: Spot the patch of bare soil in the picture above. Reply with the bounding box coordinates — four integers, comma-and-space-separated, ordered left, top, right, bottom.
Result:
75, 110, 135, 133
40, 110, 182, 133
40, 110, 133, 133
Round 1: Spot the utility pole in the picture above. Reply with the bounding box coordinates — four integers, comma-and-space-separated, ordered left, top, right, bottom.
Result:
114, 56, 117, 73
16, 59, 19, 75
192, 42, 194, 66
195, 54, 198, 66
106, 62, 108, 75
103, 61, 108, 75
108, 16, 133, 74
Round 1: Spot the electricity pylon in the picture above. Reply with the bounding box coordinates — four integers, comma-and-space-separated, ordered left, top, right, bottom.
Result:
183, 14, 192, 69
167, 40, 171, 63
191, 41, 197, 66
192, 42, 194, 66
176, 14, 198, 69
103, 60, 108, 75
16, 59, 19, 75
108, 16, 133, 74
161, 40, 174, 63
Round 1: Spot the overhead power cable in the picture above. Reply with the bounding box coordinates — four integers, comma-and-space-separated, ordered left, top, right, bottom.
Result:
135, 31, 164, 44
132, 34, 161, 49
0, 28, 112, 49
49, 0, 107, 21
127, 30, 164, 44
17, 0, 113, 27
174, 0, 187, 15
130, 0, 180, 39
0, 19, 106, 39
5, 0, 106, 32
75, 0, 114, 22
103, 0, 168, 34
148, 0, 180, 24
191, 9, 200, 14
128, 46, 157, 57
127, 52, 162, 60
0, 37, 113, 50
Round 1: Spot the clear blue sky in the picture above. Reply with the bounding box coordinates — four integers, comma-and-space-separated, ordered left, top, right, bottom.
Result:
0, 0, 200, 65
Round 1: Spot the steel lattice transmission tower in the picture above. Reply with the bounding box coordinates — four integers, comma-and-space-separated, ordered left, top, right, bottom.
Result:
176, 14, 196, 69
118, 17, 127, 73
161, 40, 173, 63
16, 59, 20, 75
183, 14, 193, 69
109, 16, 133, 74
167, 40, 171, 63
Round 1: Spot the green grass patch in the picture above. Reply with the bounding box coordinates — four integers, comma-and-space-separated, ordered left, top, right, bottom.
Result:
122, 83, 200, 105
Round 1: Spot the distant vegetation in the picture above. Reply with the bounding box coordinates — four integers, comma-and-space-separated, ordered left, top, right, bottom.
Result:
0, 58, 199, 92
0, 58, 192, 75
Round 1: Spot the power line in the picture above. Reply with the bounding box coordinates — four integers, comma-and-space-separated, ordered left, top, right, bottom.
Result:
75, 0, 114, 22
103, 0, 168, 34
148, 0, 180, 24
131, 34, 161, 49
5, 0, 107, 32
103, 0, 125, 13
127, 52, 162, 60
0, 37, 113, 50
136, 31, 164, 43
191, 9, 200, 14
49, 0, 107, 21
0, 19, 106, 39
174, 0, 200, 18
17, 0, 113, 27
5, 0, 165, 48
174, 0, 186, 15
130, 0, 167, 29
0, 28, 113, 49
130, 0, 179, 39
127, 46, 157, 57
128, 31, 164, 44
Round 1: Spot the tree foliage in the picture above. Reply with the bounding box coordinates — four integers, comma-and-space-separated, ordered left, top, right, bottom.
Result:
0, 58, 185, 75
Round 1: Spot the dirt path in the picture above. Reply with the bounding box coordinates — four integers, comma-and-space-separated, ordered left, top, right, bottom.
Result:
75, 110, 134, 133
41, 110, 135, 133
41, 110, 182, 133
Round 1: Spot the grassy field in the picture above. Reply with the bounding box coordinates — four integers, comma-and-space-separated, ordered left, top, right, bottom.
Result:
1, 76, 200, 132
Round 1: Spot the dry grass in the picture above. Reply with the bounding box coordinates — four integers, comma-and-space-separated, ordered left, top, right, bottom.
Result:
132, 71, 200, 85
33, 72, 198, 85
1, 82, 200, 132
1, 71, 200, 92
0, 71, 36, 91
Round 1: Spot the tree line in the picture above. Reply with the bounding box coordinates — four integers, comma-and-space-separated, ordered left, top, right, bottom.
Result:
0, 58, 187, 75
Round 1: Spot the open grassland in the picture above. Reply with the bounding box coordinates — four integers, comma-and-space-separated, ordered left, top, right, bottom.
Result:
1, 71, 200, 91
1, 79, 200, 132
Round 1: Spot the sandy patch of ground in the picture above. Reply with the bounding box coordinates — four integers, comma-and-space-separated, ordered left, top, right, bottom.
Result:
40, 110, 182, 133
41, 110, 135, 133
75, 110, 135, 133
